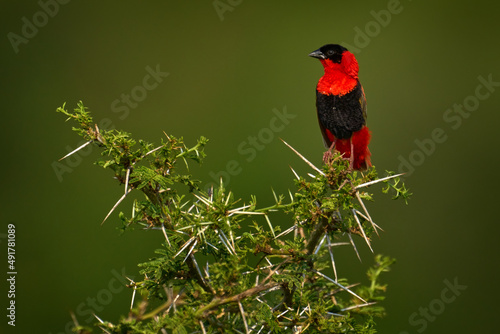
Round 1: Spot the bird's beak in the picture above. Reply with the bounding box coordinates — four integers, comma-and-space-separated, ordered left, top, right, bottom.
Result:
308, 49, 326, 59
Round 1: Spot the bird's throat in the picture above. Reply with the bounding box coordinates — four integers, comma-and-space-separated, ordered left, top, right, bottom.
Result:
317, 70, 358, 97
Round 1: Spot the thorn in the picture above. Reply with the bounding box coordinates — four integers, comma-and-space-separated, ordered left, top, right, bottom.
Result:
187, 203, 196, 213
193, 193, 212, 206
93, 313, 105, 323
130, 284, 137, 310
101, 188, 132, 225
314, 234, 327, 254
124, 168, 131, 195
327, 241, 350, 247
348, 232, 362, 262
144, 144, 165, 157
131, 199, 136, 219
355, 192, 379, 236
356, 210, 384, 232
161, 224, 171, 247
238, 301, 249, 334
289, 166, 301, 180
281, 139, 325, 176
256, 297, 272, 310
298, 305, 309, 316
173, 237, 195, 259
277, 309, 290, 319
228, 210, 265, 216
264, 258, 277, 274
199, 320, 207, 334
204, 261, 210, 278
272, 302, 284, 312
205, 241, 219, 251
70, 311, 79, 327
274, 224, 296, 239
258, 284, 281, 297
341, 302, 377, 312
314, 270, 367, 303
190, 254, 207, 288
271, 188, 278, 203
183, 239, 198, 263
326, 235, 338, 281
325, 311, 344, 317
264, 214, 276, 238
355, 173, 405, 189
227, 204, 252, 214
179, 200, 190, 210
217, 230, 236, 255
225, 191, 232, 206
352, 209, 373, 252
168, 290, 183, 313
59, 140, 92, 161
224, 218, 236, 249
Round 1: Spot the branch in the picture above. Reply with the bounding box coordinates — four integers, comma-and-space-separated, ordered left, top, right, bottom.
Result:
195, 282, 278, 318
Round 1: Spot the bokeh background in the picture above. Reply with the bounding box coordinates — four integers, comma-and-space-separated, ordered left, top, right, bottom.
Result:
1, 1, 500, 333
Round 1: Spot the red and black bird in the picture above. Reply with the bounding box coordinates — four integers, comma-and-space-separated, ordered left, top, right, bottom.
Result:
309, 44, 371, 170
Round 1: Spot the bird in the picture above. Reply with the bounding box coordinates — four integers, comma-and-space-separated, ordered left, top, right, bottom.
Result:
309, 44, 372, 170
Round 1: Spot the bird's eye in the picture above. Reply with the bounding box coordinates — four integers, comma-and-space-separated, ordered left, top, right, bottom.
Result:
327, 50, 335, 56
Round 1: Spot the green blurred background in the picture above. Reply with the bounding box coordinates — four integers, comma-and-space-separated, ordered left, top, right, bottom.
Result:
1, 0, 500, 333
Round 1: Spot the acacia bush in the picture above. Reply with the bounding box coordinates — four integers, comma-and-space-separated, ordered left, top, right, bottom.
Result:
58, 102, 409, 334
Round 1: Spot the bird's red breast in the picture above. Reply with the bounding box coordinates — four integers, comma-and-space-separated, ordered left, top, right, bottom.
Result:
316, 51, 359, 96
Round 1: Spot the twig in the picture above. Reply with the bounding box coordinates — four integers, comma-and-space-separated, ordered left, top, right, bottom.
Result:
195, 282, 278, 318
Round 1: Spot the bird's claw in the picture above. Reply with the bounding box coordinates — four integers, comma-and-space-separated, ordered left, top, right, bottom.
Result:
323, 150, 333, 164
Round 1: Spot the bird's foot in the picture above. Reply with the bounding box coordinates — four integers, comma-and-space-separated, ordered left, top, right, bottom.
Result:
323, 141, 337, 164
347, 157, 354, 171
323, 150, 333, 164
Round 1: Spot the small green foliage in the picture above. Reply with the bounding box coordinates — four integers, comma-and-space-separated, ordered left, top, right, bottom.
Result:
382, 171, 412, 204
61, 102, 409, 333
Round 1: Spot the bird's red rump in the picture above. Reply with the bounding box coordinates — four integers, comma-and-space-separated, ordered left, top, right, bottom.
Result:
325, 126, 372, 170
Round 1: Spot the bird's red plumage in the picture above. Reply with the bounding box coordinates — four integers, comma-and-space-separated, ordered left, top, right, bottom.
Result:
324, 126, 372, 170
316, 52, 359, 96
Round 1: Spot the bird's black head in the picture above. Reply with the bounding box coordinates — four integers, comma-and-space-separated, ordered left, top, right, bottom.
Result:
309, 44, 348, 63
